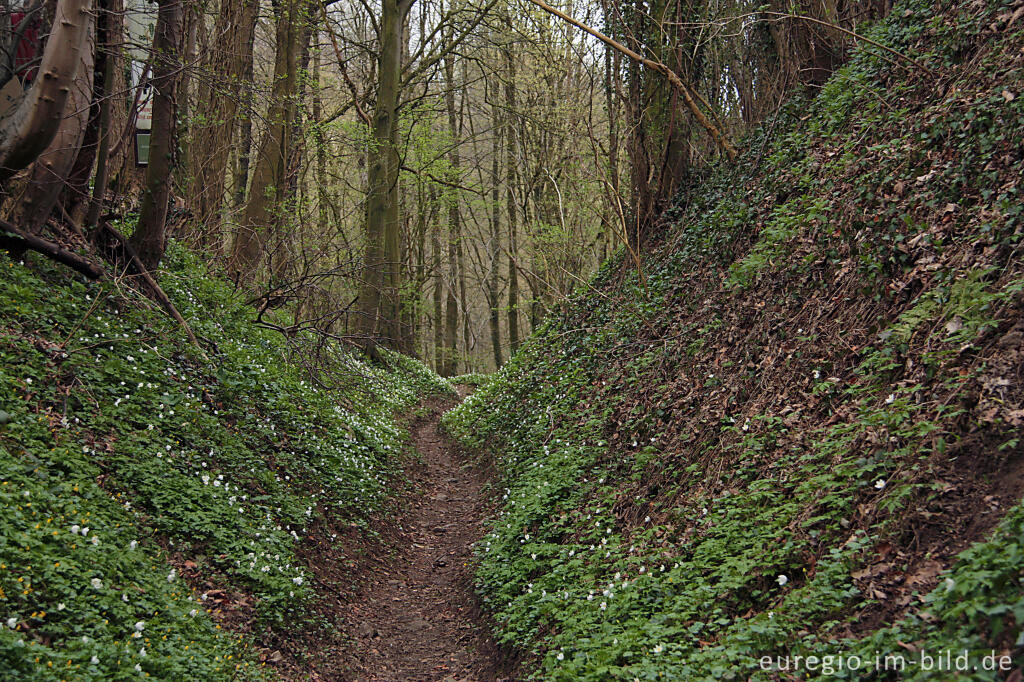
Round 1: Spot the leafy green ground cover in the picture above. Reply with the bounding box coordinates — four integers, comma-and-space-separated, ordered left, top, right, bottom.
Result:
0, 243, 450, 680
444, 0, 1024, 678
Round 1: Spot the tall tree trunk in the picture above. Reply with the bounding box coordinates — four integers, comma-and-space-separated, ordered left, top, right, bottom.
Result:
440, 51, 460, 376
504, 13, 520, 354
232, 17, 257, 212
230, 0, 300, 280
603, 25, 620, 261
175, 2, 198, 209
0, 0, 95, 186
312, 39, 330, 235
4, 1, 96, 233
431, 223, 444, 371
487, 79, 502, 369
189, 0, 257, 246
356, 0, 414, 350
457, 60, 470, 369
85, 0, 123, 229
130, 0, 184, 270
274, 7, 314, 284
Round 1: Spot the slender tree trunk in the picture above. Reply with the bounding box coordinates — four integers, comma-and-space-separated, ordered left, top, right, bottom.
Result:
457, 60, 470, 369
441, 52, 460, 376
230, 0, 300, 280
84, 0, 127, 230
431, 222, 443, 371
190, 0, 258, 246
130, 0, 184, 270
312, 41, 330, 235
5, 3, 95, 233
504, 12, 520, 354
356, 0, 413, 350
604, 30, 620, 261
487, 80, 502, 368
62, 28, 105, 227
232, 16, 257, 212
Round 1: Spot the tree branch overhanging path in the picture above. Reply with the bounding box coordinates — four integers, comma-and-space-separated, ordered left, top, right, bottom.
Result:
525, 0, 739, 162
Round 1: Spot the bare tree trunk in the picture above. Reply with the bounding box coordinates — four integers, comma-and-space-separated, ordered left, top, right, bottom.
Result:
487, 79, 502, 369
232, 15, 257, 212
230, 0, 300, 280
355, 0, 413, 351
432, 223, 443, 371
7, 9, 96, 234
504, 14, 520, 354
604, 25, 620, 261
190, 0, 257, 246
85, 0, 122, 229
440, 51, 460, 376
0, 0, 95, 185
130, 0, 184, 270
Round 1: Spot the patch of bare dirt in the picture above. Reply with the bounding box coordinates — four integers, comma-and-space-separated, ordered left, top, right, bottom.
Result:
323, 396, 512, 681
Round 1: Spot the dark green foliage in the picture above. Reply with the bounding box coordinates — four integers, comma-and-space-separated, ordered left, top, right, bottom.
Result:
0, 243, 449, 679
444, 0, 1024, 678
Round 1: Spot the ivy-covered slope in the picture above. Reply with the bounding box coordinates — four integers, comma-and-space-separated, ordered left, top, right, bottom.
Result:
444, 1, 1024, 679
0, 243, 450, 680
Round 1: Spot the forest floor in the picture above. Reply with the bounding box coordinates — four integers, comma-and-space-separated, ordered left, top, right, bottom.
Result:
329, 391, 512, 681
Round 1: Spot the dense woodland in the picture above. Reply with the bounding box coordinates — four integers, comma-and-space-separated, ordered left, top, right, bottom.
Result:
2, 0, 1023, 679
0, 0, 885, 371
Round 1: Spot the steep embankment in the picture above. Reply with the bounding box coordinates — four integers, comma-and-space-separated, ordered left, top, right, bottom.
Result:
0, 244, 450, 679
445, 1, 1024, 679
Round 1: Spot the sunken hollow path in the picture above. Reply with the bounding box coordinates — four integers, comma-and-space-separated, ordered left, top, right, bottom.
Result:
333, 392, 513, 681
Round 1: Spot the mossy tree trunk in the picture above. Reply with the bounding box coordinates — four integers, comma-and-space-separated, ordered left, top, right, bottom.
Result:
131, 0, 184, 270
230, 0, 301, 281
356, 0, 414, 351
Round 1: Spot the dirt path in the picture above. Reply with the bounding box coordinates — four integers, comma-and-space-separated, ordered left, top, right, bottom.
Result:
335, 396, 510, 681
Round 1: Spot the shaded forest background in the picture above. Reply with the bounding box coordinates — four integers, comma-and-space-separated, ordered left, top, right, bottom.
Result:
0, 0, 890, 373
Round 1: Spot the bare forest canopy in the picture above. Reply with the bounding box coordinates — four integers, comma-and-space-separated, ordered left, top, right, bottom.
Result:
0, 0, 889, 374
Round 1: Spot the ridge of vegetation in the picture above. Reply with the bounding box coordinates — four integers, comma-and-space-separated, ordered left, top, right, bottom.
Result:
443, 0, 1024, 678
0, 243, 451, 679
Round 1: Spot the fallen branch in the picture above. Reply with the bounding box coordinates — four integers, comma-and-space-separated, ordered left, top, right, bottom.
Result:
0, 218, 105, 279
526, 0, 738, 161
93, 222, 209, 360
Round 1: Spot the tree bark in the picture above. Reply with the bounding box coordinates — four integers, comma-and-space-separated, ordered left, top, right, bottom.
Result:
504, 12, 520, 354
431, 221, 444, 371
85, 0, 125, 229
190, 0, 257, 246
232, 15, 257, 212
439, 50, 460, 376
0, 0, 95, 185
130, 0, 185, 270
487, 77, 502, 369
6, 8, 95, 234
230, 0, 300, 280
355, 0, 414, 350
